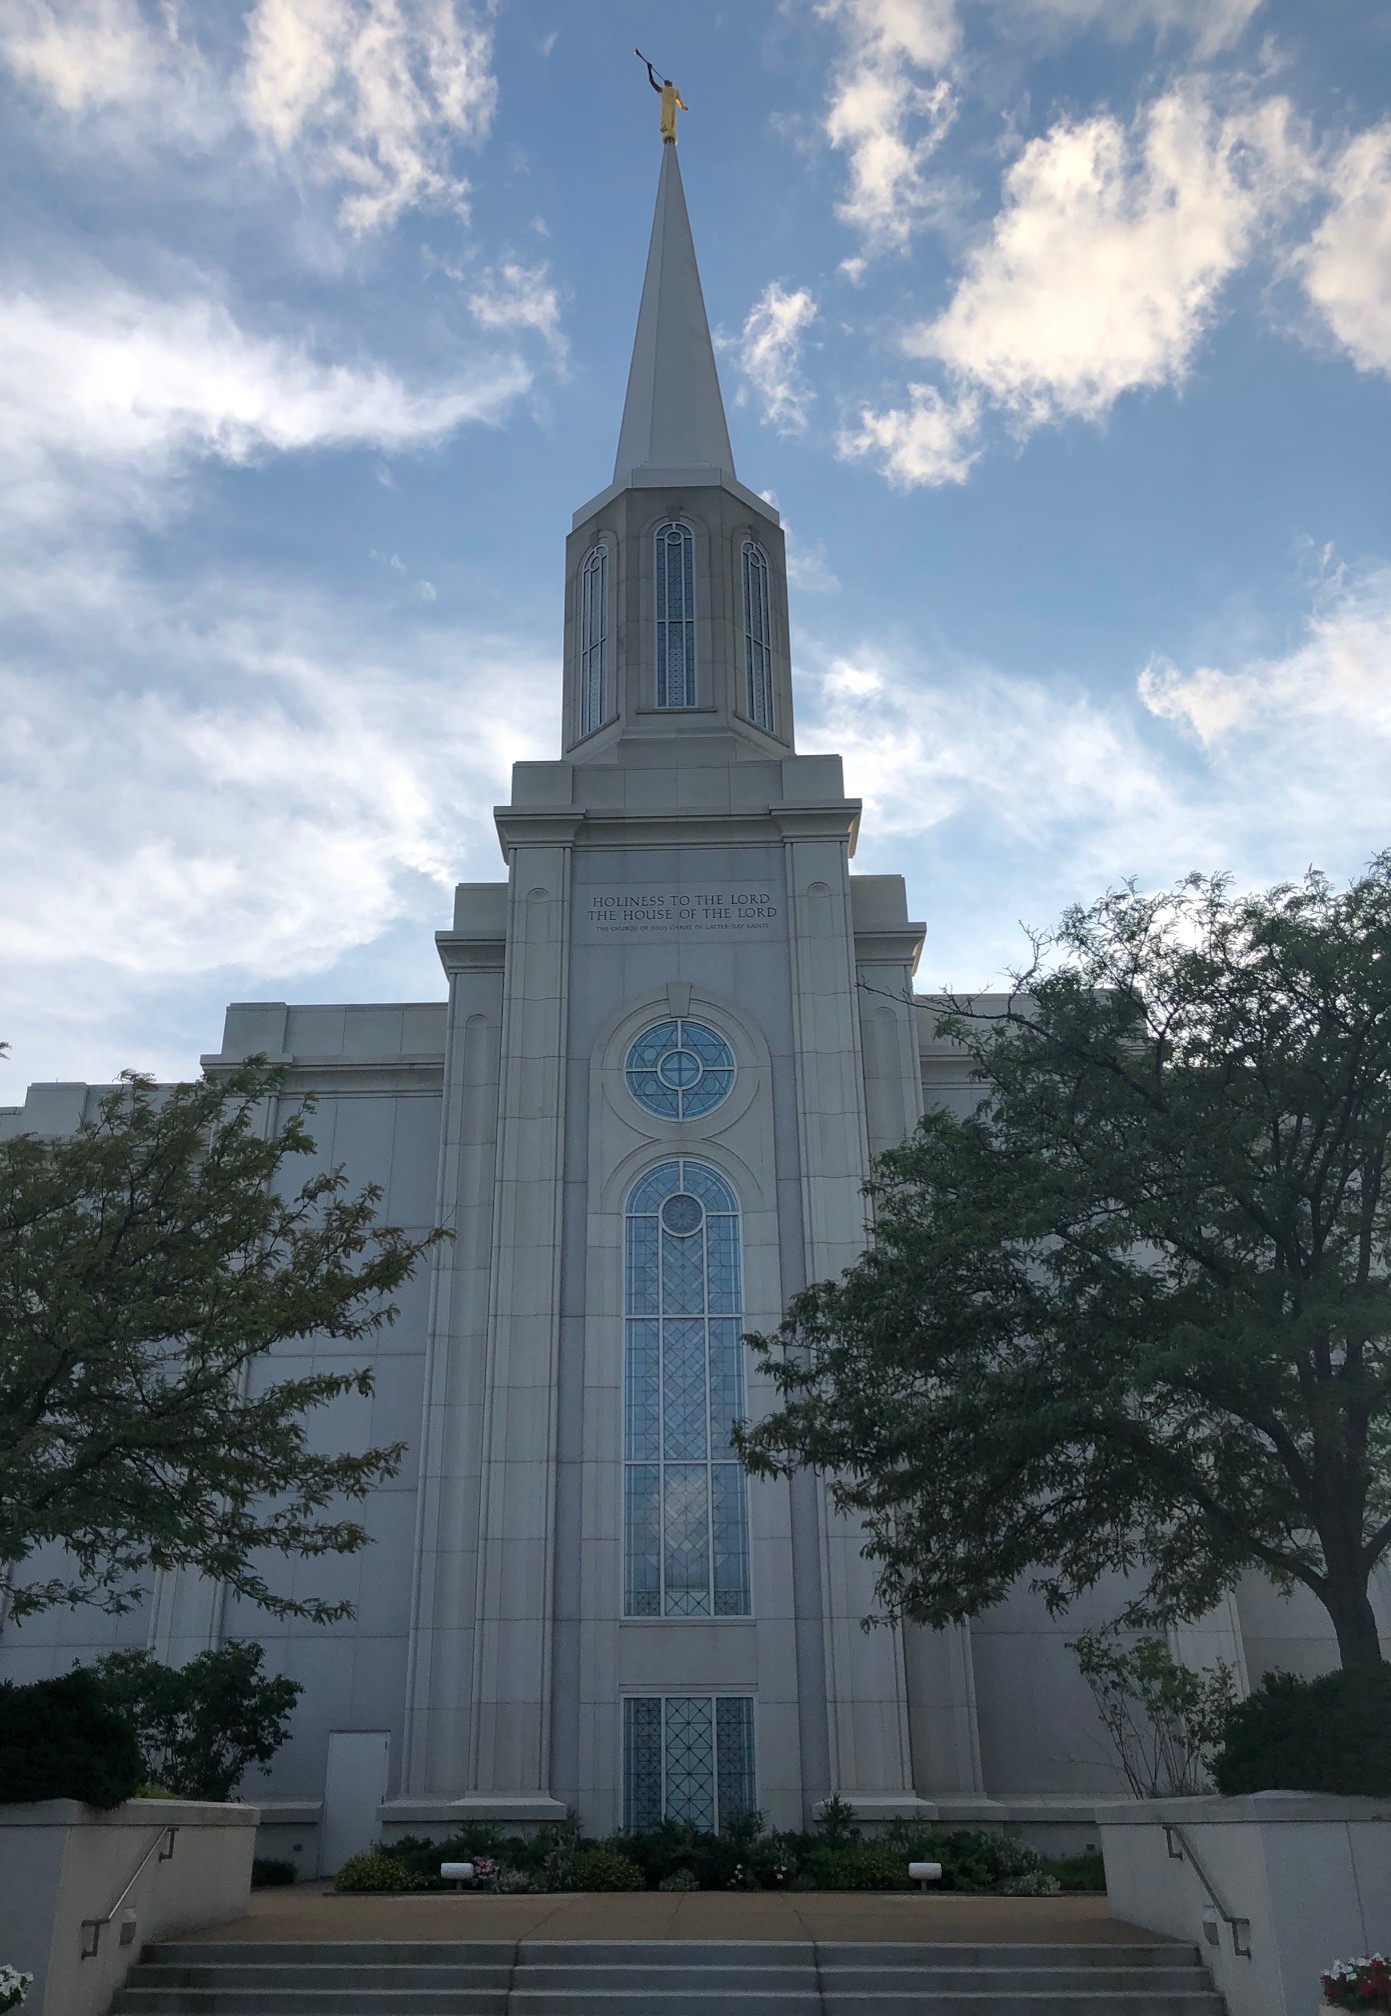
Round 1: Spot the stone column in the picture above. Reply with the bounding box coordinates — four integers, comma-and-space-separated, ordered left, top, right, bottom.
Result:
853, 878, 986, 1799
462, 819, 578, 1818
776, 800, 928, 1821
399, 887, 507, 1797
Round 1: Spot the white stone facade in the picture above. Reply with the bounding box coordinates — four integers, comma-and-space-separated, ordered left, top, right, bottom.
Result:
1, 144, 1378, 1867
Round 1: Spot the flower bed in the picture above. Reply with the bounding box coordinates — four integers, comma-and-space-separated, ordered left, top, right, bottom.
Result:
1323, 1954, 1391, 2010
336, 1815, 1103, 1897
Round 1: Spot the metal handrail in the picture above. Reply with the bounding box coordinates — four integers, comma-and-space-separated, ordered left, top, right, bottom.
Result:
80, 1825, 178, 1959
1162, 1821, 1251, 1959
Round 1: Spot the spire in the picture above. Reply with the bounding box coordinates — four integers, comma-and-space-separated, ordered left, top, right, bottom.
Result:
613, 144, 735, 483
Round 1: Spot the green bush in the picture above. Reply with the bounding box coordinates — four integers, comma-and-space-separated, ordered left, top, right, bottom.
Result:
90, 1644, 301, 1803
1000, 1868, 1061, 1896
1041, 1849, 1106, 1892
658, 1868, 698, 1891
803, 1844, 904, 1890
570, 1847, 644, 1891
0, 1670, 144, 1809
1212, 1663, 1391, 1795
882, 1823, 1045, 1893
334, 1849, 429, 1893
251, 1858, 296, 1888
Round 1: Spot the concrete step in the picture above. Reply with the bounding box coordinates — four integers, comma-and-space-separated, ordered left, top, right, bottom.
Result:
114, 1937, 1226, 2015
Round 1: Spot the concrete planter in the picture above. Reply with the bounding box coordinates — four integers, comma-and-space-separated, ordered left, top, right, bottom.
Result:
0, 1797, 258, 2016
1099, 1793, 1391, 2016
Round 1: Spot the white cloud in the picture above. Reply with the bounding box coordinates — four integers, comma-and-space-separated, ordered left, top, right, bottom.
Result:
1295, 125, 1391, 377
1, 0, 498, 238
838, 382, 979, 484
242, 0, 496, 234
1, 0, 187, 115
0, 563, 552, 1082
1002, 0, 1263, 59
467, 260, 565, 357
0, 277, 529, 526
1137, 566, 1391, 816
796, 560, 1391, 983
732, 281, 819, 433
817, 0, 959, 258
919, 87, 1309, 424
844, 84, 1313, 485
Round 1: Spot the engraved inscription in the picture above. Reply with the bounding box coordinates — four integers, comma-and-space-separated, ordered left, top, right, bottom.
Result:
579, 884, 783, 941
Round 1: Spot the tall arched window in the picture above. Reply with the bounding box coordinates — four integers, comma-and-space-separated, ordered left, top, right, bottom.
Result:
654, 521, 695, 708
623, 1160, 750, 1618
579, 543, 608, 736
741, 540, 773, 732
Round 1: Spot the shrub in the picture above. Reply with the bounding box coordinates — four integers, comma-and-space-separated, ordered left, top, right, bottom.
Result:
0, 1671, 143, 1809
1212, 1663, 1391, 1796
570, 1847, 644, 1891
494, 1867, 534, 1894
251, 1858, 296, 1888
658, 1868, 698, 1891
334, 1849, 428, 1893
1041, 1849, 1106, 1892
882, 1823, 1044, 1893
803, 1844, 903, 1890
90, 1644, 302, 1803
0, 1965, 33, 2013
1000, 1869, 1061, 1896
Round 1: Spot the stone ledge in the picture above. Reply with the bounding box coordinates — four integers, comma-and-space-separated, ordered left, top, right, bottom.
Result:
0, 1798, 261, 1829
1098, 1790, 1391, 1826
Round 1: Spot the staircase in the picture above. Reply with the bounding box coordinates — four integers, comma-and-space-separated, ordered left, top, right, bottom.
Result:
113, 1937, 1227, 2013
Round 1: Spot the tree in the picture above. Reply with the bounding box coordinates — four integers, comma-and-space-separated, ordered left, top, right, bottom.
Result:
0, 1058, 440, 1623
1068, 1631, 1236, 1797
737, 860, 1391, 1670
90, 1642, 302, 1801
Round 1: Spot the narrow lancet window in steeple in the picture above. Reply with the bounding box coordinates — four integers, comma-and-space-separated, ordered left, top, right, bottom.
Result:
742, 540, 773, 732
654, 521, 696, 707
580, 544, 609, 735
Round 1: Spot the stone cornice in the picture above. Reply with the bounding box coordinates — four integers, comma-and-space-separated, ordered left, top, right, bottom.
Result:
493, 802, 862, 855
854, 925, 926, 971
435, 930, 508, 976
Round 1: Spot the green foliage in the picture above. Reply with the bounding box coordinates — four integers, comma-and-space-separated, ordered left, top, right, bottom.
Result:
89, 1643, 302, 1802
813, 1793, 858, 1849
658, 1868, 698, 1891
803, 1843, 903, 1890
333, 1849, 428, 1893
0, 1669, 144, 1808
1069, 1631, 1237, 1796
251, 1858, 297, 1888
883, 1822, 1044, 1893
1041, 1849, 1106, 1892
738, 862, 1391, 1670
569, 1847, 644, 1891
1212, 1661, 1391, 1794
1001, 1868, 1062, 1896
0, 1058, 443, 1623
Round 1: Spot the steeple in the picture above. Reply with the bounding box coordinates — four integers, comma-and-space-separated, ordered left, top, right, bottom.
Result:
613, 143, 736, 485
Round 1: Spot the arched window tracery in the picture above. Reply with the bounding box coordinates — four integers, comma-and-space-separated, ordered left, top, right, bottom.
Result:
741, 539, 773, 732
579, 543, 609, 735
623, 1159, 750, 1619
654, 521, 696, 708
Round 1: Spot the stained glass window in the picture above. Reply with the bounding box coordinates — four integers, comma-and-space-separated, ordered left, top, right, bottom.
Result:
580, 543, 608, 736
655, 521, 695, 707
622, 1694, 756, 1833
626, 1019, 734, 1122
623, 1159, 750, 1618
742, 540, 773, 732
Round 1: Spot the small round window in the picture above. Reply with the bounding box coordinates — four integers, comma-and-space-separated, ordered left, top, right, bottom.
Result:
626, 1018, 734, 1121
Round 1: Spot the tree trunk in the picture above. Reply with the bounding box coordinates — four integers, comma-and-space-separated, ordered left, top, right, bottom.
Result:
1323, 1570, 1385, 1671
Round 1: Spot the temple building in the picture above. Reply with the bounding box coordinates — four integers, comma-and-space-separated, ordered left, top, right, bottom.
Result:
0, 142, 1342, 1874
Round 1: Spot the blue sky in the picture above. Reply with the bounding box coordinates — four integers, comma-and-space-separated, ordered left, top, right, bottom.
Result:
2, 0, 1389, 1091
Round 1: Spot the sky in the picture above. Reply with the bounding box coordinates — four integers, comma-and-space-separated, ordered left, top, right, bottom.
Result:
2, 0, 1389, 1094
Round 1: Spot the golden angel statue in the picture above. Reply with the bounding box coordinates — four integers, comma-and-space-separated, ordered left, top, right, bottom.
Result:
637, 51, 687, 143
